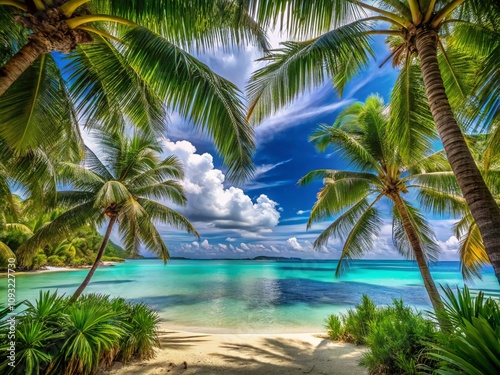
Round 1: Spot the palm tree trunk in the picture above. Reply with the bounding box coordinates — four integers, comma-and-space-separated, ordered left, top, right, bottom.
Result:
415, 28, 500, 284
0, 40, 46, 96
392, 193, 448, 328
69, 216, 117, 302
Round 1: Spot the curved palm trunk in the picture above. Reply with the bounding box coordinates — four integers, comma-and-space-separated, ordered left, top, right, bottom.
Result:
0, 40, 46, 96
392, 193, 448, 328
69, 216, 117, 302
415, 28, 500, 284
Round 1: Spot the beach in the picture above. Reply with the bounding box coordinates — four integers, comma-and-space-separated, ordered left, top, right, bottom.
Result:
107, 328, 367, 375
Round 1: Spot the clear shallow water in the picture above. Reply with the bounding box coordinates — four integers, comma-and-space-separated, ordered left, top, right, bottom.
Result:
2, 259, 499, 332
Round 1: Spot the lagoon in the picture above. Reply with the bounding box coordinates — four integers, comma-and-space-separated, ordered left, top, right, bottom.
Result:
3, 259, 499, 333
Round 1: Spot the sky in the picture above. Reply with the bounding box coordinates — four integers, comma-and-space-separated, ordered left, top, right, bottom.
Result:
103, 32, 462, 261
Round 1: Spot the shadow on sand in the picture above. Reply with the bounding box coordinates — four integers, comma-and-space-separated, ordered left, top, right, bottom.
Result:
107, 330, 367, 375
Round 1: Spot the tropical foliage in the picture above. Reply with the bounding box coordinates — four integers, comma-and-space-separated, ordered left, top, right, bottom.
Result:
247, 0, 500, 281
0, 0, 267, 181
300, 96, 460, 322
325, 295, 436, 375
422, 286, 500, 375
0, 291, 160, 375
16, 131, 198, 300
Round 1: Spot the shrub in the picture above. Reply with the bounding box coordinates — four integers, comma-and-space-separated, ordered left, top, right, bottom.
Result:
32, 252, 47, 269
325, 296, 437, 375
46, 255, 65, 267
0, 292, 160, 375
360, 299, 436, 374
101, 256, 125, 262
343, 294, 377, 344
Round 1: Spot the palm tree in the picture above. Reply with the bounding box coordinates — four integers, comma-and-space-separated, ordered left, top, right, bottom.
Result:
247, 0, 500, 281
0, 0, 268, 181
299, 96, 461, 326
17, 131, 199, 301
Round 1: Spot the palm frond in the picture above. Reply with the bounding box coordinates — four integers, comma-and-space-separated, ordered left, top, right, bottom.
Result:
123, 27, 254, 182
333, 196, 383, 277
94, 181, 132, 208
248, 0, 365, 38
0, 241, 15, 267
137, 198, 198, 238
309, 124, 382, 173
299, 169, 378, 187
414, 185, 466, 217
0, 54, 78, 152
65, 38, 167, 136
388, 59, 435, 160
307, 176, 375, 226
437, 43, 477, 115
406, 150, 450, 174
247, 20, 374, 123
458, 222, 490, 281
131, 181, 186, 205
128, 155, 185, 187
474, 43, 500, 129
92, 0, 269, 52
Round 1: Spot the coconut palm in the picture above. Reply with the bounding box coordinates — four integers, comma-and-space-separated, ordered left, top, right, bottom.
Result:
17, 131, 199, 301
247, 0, 500, 281
299, 96, 462, 326
0, 0, 268, 182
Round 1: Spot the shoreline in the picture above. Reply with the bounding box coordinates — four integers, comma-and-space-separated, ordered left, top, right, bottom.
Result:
108, 329, 368, 374
157, 322, 326, 335
0, 261, 119, 276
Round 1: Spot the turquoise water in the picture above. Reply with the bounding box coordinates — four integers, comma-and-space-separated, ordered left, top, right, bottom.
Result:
2, 259, 499, 332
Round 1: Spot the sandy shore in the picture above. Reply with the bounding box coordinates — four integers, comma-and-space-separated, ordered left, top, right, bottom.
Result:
107, 328, 367, 375
3, 262, 118, 276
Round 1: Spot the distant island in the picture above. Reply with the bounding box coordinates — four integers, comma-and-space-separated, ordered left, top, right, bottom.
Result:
164, 256, 303, 261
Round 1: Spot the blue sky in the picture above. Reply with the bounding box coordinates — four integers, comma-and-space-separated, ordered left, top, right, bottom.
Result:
108, 33, 461, 261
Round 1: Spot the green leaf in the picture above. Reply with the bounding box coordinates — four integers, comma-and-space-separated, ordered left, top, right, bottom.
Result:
123, 27, 255, 182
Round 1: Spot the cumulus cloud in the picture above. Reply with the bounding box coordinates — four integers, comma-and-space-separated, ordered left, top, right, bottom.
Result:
162, 139, 281, 237
296, 209, 310, 215
437, 236, 459, 261
287, 237, 303, 251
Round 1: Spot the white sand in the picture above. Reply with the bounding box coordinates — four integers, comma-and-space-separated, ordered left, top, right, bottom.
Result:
108, 328, 367, 375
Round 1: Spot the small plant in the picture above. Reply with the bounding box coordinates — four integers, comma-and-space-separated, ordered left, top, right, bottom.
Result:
325, 314, 344, 341
343, 294, 377, 344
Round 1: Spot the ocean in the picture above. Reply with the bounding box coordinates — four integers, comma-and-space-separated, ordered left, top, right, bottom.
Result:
3, 259, 499, 332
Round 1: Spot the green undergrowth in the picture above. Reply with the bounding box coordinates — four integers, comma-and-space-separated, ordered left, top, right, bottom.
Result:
325, 288, 500, 375
0, 291, 160, 375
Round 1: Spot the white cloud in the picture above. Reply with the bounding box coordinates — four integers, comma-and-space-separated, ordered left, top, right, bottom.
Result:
287, 237, 303, 251
162, 139, 281, 237
296, 209, 310, 215
201, 239, 211, 250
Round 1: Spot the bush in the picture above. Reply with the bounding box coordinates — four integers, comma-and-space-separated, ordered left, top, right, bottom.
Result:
101, 256, 125, 262
0, 292, 160, 375
325, 296, 437, 375
46, 255, 65, 267
32, 252, 47, 269
343, 294, 376, 344
360, 299, 435, 374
